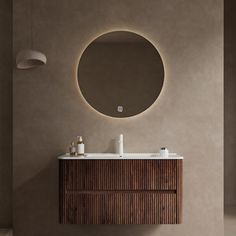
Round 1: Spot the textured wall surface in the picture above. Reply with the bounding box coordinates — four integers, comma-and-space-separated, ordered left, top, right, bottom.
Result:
0, 0, 12, 227
225, 0, 236, 206
13, 0, 223, 236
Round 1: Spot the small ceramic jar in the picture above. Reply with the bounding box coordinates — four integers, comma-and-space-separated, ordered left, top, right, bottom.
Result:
160, 147, 169, 158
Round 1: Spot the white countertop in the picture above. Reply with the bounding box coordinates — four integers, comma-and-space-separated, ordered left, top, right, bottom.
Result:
58, 153, 183, 160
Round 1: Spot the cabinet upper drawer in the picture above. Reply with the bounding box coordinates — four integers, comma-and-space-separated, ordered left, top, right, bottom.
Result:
60, 159, 179, 191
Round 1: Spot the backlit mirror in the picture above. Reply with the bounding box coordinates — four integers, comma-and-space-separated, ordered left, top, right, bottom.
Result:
77, 31, 164, 118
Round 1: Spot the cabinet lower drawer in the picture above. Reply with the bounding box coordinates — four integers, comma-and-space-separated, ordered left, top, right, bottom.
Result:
60, 192, 177, 224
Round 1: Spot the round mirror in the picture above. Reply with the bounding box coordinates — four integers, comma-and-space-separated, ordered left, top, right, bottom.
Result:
77, 31, 164, 118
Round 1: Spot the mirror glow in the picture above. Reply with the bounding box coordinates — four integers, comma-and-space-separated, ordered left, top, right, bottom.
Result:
77, 31, 165, 118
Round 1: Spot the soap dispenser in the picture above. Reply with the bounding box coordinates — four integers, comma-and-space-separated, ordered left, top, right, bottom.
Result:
77, 136, 85, 155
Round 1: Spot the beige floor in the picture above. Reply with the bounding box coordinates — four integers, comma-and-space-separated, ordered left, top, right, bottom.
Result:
0, 229, 12, 236
225, 206, 236, 236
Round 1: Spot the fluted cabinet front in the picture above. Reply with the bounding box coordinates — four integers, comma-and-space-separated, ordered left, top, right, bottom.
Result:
59, 159, 183, 224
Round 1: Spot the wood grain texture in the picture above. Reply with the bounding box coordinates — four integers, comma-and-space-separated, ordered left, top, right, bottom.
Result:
176, 159, 183, 223
63, 159, 177, 190
59, 159, 183, 224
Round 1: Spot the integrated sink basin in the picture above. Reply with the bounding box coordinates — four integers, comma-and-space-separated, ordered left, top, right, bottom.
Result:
58, 153, 183, 159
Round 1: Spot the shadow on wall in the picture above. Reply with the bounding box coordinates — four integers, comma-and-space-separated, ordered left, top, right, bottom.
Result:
225, 206, 236, 217
224, 0, 236, 207
14, 160, 159, 236
224, 206, 236, 236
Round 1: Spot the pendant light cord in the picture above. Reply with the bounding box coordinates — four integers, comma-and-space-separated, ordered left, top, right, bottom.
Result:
30, 0, 33, 49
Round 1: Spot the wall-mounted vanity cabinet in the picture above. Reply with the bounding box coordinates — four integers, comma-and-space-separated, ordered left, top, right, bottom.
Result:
59, 156, 183, 224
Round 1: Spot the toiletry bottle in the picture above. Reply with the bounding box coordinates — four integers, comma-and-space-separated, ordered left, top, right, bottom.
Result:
69, 142, 77, 156
77, 136, 85, 155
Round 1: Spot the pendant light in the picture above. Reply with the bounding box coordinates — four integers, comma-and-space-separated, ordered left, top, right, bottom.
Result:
16, 0, 47, 69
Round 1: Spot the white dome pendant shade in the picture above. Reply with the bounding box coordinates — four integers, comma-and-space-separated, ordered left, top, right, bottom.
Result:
16, 0, 47, 70
16, 49, 47, 69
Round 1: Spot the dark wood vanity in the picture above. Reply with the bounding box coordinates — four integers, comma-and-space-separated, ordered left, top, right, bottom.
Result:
59, 159, 183, 224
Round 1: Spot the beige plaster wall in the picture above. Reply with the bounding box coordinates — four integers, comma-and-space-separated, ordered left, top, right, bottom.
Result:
13, 0, 223, 235
224, 0, 236, 206
0, 0, 12, 227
